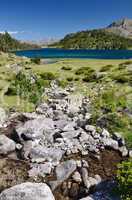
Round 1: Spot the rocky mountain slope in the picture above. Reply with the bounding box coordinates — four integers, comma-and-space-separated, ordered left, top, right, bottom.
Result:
53, 18, 132, 49
106, 18, 132, 38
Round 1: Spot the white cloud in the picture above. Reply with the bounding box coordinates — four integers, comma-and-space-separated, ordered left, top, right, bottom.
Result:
0, 31, 25, 35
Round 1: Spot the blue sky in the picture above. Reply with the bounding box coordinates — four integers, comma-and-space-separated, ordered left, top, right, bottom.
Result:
0, 0, 132, 41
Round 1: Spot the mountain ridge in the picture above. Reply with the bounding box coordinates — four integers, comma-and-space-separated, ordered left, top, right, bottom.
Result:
53, 18, 132, 50
106, 18, 132, 38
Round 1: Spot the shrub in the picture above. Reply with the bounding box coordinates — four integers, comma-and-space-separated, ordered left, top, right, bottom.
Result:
82, 72, 96, 82
100, 65, 114, 72
67, 76, 73, 82
6, 72, 46, 104
114, 74, 130, 83
40, 72, 56, 80
61, 66, 72, 71
58, 79, 68, 88
75, 67, 95, 75
74, 77, 79, 81
116, 160, 132, 200
124, 133, 132, 149
31, 58, 41, 64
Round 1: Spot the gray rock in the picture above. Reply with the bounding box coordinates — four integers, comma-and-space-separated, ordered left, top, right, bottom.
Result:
61, 130, 80, 139
87, 177, 98, 188
62, 121, 76, 132
82, 160, 89, 168
0, 107, 7, 127
29, 162, 52, 177
49, 180, 62, 191
102, 138, 119, 150
76, 160, 82, 167
56, 159, 76, 181
0, 135, 16, 155
85, 125, 96, 133
49, 160, 76, 191
0, 182, 55, 200
36, 103, 49, 114
113, 132, 125, 146
72, 171, 82, 182
79, 197, 93, 200
101, 129, 110, 138
129, 150, 132, 158
94, 174, 102, 184
17, 118, 54, 142
54, 120, 68, 129
79, 131, 89, 142
81, 168, 89, 189
30, 145, 64, 164
119, 146, 128, 157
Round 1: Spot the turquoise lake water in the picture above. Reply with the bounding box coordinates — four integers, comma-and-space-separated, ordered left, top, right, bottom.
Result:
15, 48, 132, 59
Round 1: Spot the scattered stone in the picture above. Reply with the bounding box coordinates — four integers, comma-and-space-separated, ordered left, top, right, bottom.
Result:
55, 160, 77, 181
85, 125, 96, 133
30, 146, 64, 164
119, 146, 128, 157
72, 171, 82, 182
0, 182, 55, 200
81, 168, 89, 189
0, 135, 16, 155
102, 138, 119, 150
129, 150, 132, 158
29, 162, 52, 177
79, 197, 93, 200
82, 160, 89, 168
94, 174, 102, 184
101, 129, 110, 138
0, 107, 7, 127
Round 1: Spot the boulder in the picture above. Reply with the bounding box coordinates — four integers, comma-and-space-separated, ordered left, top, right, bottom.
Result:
102, 138, 119, 150
0, 135, 16, 155
28, 162, 52, 178
30, 145, 64, 164
55, 159, 77, 181
49, 160, 76, 191
0, 182, 55, 200
17, 118, 54, 142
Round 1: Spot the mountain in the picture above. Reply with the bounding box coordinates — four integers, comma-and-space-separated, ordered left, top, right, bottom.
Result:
106, 18, 132, 38
53, 18, 132, 50
0, 32, 39, 52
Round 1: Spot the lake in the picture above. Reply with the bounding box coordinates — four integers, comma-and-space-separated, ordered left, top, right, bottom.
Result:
15, 48, 132, 59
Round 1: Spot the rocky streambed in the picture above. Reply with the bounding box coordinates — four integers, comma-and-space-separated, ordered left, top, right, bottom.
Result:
0, 82, 131, 200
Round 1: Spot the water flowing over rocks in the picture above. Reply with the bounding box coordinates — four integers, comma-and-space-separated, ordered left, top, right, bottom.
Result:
0, 81, 130, 200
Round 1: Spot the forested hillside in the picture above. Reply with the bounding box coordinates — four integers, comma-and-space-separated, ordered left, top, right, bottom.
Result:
55, 29, 132, 49
0, 32, 39, 52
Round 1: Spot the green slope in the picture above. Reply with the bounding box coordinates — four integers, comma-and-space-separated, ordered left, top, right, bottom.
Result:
54, 29, 132, 50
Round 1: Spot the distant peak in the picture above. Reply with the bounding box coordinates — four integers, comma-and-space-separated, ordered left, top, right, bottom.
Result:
108, 18, 132, 28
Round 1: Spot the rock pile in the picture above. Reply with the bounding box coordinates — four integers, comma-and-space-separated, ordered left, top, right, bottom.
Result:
0, 82, 130, 200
